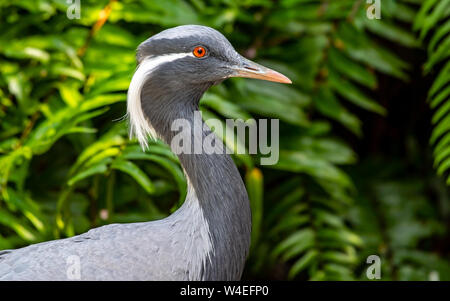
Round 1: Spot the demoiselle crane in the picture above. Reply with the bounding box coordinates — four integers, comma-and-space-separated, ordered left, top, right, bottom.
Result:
0, 25, 291, 280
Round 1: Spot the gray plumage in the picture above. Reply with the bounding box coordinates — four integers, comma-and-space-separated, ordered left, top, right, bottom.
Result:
0, 25, 290, 280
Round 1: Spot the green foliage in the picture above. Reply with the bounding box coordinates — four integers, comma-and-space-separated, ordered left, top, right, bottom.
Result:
0, 0, 448, 281
416, 0, 450, 184
348, 159, 450, 280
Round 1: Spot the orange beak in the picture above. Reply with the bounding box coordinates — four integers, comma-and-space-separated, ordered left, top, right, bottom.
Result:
231, 58, 292, 84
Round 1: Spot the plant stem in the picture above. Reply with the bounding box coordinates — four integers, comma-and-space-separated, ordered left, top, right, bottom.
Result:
106, 170, 116, 222
77, 0, 118, 57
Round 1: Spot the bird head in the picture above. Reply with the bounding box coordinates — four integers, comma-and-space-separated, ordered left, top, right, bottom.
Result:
128, 25, 291, 149
136, 25, 291, 87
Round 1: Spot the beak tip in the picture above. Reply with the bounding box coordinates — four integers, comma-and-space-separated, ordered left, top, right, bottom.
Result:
269, 71, 292, 84
233, 59, 293, 84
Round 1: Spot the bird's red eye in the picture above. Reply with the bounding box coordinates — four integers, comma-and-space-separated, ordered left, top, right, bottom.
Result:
193, 46, 207, 58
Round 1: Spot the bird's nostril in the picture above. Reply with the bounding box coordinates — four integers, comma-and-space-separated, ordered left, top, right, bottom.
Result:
244, 65, 259, 71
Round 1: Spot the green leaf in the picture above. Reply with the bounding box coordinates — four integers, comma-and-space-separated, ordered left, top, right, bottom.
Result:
120, 148, 186, 201
68, 161, 109, 186
245, 168, 264, 248
322, 251, 357, 265
364, 19, 419, 48
273, 150, 353, 188
58, 83, 82, 108
338, 23, 410, 80
79, 94, 127, 112
3, 189, 46, 233
424, 36, 450, 73
430, 85, 450, 110
272, 228, 315, 258
71, 134, 125, 174
328, 71, 386, 115
111, 160, 155, 194
418, 0, 450, 39
429, 62, 450, 97
288, 249, 318, 279
314, 88, 362, 136
328, 47, 377, 90
0, 210, 37, 242
318, 228, 363, 247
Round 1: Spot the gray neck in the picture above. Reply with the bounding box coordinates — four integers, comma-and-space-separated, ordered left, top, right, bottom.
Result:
141, 80, 251, 280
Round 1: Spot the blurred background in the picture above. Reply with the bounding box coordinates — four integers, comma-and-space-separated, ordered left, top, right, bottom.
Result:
0, 0, 449, 280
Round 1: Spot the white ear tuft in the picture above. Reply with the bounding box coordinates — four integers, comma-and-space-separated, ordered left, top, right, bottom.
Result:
127, 53, 194, 150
